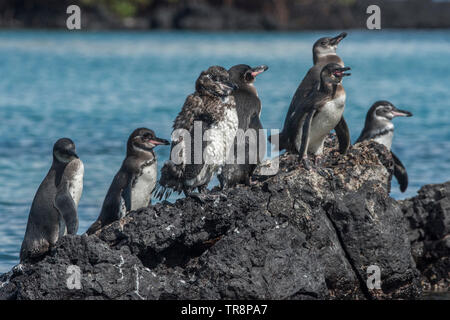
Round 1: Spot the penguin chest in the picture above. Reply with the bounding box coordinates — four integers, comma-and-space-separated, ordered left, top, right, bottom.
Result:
68, 159, 84, 207
308, 94, 346, 155
203, 107, 239, 167
374, 131, 394, 150
130, 162, 157, 211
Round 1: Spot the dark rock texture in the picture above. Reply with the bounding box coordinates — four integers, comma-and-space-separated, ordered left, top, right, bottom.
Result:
400, 182, 450, 292
0, 137, 438, 300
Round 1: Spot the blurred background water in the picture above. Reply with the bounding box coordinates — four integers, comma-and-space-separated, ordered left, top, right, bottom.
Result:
0, 30, 449, 273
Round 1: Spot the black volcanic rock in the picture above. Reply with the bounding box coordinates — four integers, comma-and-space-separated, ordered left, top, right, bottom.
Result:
400, 182, 450, 292
0, 137, 433, 300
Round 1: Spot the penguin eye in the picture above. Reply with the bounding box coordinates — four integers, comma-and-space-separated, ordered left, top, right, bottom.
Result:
321, 41, 327, 46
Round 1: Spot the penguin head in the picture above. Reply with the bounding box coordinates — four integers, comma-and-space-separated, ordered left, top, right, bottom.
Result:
53, 138, 79, 164
321, 63, 351, 85
196, 66, 237, 98
128, 128, 169, 155
313, 32, 347, 62
369, 101, 413, 122
228, 64, 268, 86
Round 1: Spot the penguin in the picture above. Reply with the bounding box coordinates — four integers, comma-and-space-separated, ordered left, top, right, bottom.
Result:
20, 138, 83, 261
86, 128, 169, 235
156, 66, 238, 201
356, 101, 413, 192
285, 63, 351, 168
218, 64, 268, 188
269, 32, 349, 153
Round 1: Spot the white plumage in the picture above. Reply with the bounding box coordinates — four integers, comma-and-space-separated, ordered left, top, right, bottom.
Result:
66, 159, 84, 208
131, 162, 157, 210
295, 93, 346, 155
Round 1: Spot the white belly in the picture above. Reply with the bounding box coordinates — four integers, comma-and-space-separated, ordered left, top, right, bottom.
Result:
185, 107, 238, 187
130, 163, 157, 211
374, 132, 393, 150
203, 108, 238, 166
295, 95, 345, 155
67, 159, 84, 208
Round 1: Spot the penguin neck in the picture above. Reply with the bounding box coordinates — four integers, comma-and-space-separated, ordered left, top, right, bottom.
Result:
365, 117, 395, 148
369, 117, 395, 136
314, 53, 339, 65
51, 158, 68, 186
127, 145, 155, 161
199, 87, 230, 101
319, 80, 339, 97
236, 82, 258, 97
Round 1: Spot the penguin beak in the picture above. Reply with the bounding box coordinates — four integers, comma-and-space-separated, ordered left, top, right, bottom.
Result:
250, 65, 269, 77
333, 67, 351, 77
149, 137, 170, 146
330, 32, 347, 45
392, 108, 413, 118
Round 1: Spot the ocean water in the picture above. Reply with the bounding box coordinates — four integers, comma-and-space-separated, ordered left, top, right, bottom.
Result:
0, 30, 449, 274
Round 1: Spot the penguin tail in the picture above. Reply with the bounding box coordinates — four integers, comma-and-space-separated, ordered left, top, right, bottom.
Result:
85, 220, 102, 236
155, 160, 184, 200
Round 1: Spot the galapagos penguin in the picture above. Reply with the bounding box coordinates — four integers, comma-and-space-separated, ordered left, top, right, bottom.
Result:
270, 32, 349, 154
285, 63, 351, 168
156, 66, 238, 202
218, 64, 268, 188
20, 138, 83, 261
357, 101, 413, 192
86, 128, 169, 235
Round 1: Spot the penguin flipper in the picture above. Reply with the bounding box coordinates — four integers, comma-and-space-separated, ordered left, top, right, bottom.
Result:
122, 179, 133, 215
249, 114, 266, 163
298, 109, 317, 158
334, 116, 351, 154
392, 151, 408, 192
284, 69, 318, 126
55, 188, 78, 235
86, 170, 131, 235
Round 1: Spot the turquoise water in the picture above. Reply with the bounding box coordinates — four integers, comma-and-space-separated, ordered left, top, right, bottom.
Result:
0, 30, 449, 273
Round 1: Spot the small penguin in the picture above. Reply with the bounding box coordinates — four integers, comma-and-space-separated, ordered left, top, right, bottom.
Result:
86, 128, 169, 235
20, 138, 83, 261
285, 63, 351, 168
156, 66, 238, 201
356, 101, 413, 192
218, 64, 268, 188
270, 32, 349, 152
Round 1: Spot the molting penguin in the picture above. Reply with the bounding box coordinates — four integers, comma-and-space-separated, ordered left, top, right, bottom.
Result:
156, 66, 238, 201
218, 64, 268, 188
270, 32, 349, 153
20, 138, 83, 261
356, 101, 413, 192
86, 128, 169, 235
286, 63, 351, 168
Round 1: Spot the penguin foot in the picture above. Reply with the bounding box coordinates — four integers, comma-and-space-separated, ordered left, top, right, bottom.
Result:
302, 157, 313, 170
314, 155, 324, 167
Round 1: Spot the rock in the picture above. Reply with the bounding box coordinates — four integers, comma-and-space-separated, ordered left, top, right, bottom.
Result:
0, 136, 424, 299
399, 182, 450, 292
